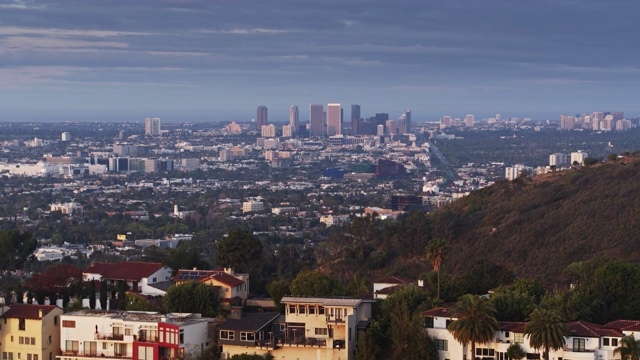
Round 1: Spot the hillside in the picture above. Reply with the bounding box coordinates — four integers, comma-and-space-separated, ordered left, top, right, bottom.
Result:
431, 155, 640, 281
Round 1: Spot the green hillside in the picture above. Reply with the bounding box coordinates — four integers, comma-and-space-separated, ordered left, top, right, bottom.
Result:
429, 155, 640, 281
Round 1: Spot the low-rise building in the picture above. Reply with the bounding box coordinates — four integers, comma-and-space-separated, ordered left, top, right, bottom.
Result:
0, 304, 63, 360
83, 262, 172, 296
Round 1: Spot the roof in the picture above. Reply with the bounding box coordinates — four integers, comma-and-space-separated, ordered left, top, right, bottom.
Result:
175, 269, 245, 288
1, 304, 60, 320
281, 296, 374, 307
218, 312, 280, 332
373, 275, 415, 285
604, 320, 640, 332
424, 307, 451, 318
498, 321, 525, 333
567, 321, 623, 338
85, 262, 165, 281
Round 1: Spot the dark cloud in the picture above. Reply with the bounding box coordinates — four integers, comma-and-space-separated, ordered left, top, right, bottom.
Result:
0, 0, 639, 121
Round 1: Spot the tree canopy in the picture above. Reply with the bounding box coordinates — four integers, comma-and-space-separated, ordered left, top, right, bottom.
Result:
163, 282, 221, 317
525, 308, 567, 360
216, 228, 263, 273
0, 230, 37, 272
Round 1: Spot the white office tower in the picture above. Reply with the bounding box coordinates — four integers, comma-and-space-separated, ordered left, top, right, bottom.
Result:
61, 132, 71, 141
282, 125, 293, 138
261, 124, 276, 138
442, 116, 452, 128
144, 117, 161, 136
549, 153, 568, 167
571, 150, 588, 165
465, 114, 475, 127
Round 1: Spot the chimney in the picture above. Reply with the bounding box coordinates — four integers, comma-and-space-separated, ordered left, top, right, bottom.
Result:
39, 309, 44, 319
229, 306, 243, 320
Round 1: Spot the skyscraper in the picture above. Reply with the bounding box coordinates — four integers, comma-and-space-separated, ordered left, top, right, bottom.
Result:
144, 117, 161, 136
327, 103, 342, 136
465, 114, 475, 128
289, 105, 299, 134
399, 109, 411, 133
256, 106, 268, 130
351, 105, 361, 135
309, 104, 324, 137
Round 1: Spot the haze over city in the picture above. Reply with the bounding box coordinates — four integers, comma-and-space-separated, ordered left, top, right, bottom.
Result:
0, 0, 639, 122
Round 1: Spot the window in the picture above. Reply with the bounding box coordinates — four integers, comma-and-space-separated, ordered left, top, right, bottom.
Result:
476, 349, 495, 357
125, 328, 132, 336
7, 353, 12, 360
152, 278, 157, 283
2, 353, 6, 360
18, 319, 25, 331
315, 328, 328, 336
179, 329, 184, 344
573, 338, 586, 352
19, 337, 24, 345
504, 331, 510, 338
299, 306, 306, 314
424, 317, 434, 328
436, 339, 448, 351
613, 339, 619, 346
514, 333, 524, 344
48, 336, 51, 345
220, 331, 234, 340
84, 342, 97, 356
603, 338, 610, 346
289, 305, 296, 314
279, 324, 286, 331
27, 355, 31, 360
319, 306, 325, 315
54, 316, 58, 326
33, 356, 37, 360
240, 332, 255, 342
136, 346, 153, 360
30, 338, 35, 345
65, 341, 79, 353
62, 321, 75, 328
309, 306, 315, 315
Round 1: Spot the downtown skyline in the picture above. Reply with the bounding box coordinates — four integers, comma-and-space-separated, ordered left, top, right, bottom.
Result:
0, 0, 639, 122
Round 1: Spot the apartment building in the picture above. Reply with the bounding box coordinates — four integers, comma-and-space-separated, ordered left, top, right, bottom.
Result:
0, 304, 63, 360
58, 311, 212, 360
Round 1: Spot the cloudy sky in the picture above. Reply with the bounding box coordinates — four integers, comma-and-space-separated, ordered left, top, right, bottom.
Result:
0, 0, 638, 122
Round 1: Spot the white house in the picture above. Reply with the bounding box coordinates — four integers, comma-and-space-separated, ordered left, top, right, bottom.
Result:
83, 262, 173, 296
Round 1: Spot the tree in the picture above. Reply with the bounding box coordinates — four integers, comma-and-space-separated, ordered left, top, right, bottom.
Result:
525, 308, 567, 360
0, 230, 37, 272
163, 282, 221, 317
615, 335, 640, 360
583, 157, 599, 166
447, 294, 498, 360
289, 271, 337, 297
506, 344, 526, 360
100, 279, 108, 310
117, 280, 127, 310
216, 228, 263, 273
426, 238, 447, 299
88, 281, 96, 309
266, 280, 289, 312
356, 331, 381, 360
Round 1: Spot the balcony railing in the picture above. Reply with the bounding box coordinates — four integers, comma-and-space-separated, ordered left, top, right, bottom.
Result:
564, 347, 596, 353
279, 337, 328, 348
95, 333, 124, 341
325, 315, 345, 323
135, 336, 159, 344
59, 351, 131, 359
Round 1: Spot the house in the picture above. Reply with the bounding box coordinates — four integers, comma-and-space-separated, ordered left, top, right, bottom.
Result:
174, 268, 249, 303
424, 307, 632, 360
83, 262, 172, 296
217, 308, 281, 357
0, 304, 64, 360
57, 310, 213, 360
372, 275, 420, 299
218, 296, 375, 360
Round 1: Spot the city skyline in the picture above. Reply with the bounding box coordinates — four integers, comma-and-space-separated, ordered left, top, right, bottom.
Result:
0, 0, 639, 122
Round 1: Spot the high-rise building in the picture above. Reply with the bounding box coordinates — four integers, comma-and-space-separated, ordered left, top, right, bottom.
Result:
549, 153, 569, 167
309, 104, 325, 137
351, 105, 361, 135
289, 105, 299, 134
454, 118, 461, 127
256, 106, 268, 130
386, 120, 397, 135
282, 125, 293, 137
261, 124, 276, 138
560, 114, 576, 130
442, 116, 452, 129
571, 150, 588, 165
327, 103, 342, 136
144, 117, 161, 136
465, 114, 474, 128
400, 109, 411, 133
61, 132, 71, 141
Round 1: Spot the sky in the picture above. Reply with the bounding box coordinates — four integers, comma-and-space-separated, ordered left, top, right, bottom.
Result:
0, 0, 639, 122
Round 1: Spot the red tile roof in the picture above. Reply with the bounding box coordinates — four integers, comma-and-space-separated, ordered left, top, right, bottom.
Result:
209, 272, 244, 287
1, 304, 59, 320
604, 320, 640, 332
499, 321, 526, 333
567, 321, 623, 338
85, 262, 164, 281
424, 307, 451, 317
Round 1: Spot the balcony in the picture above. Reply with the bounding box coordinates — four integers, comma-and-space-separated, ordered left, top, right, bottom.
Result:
278, 337, 328, 348
95, 333, 124, 341
59, 351, 131, 359
134, 335, 159, 344
325, 315, 345, 324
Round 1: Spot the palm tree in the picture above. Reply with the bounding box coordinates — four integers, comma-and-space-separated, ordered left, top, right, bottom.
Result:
447, 294, 498, 360
615, 335, 640, 360
524, 308, 567, 360
426, 238, 447, 299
